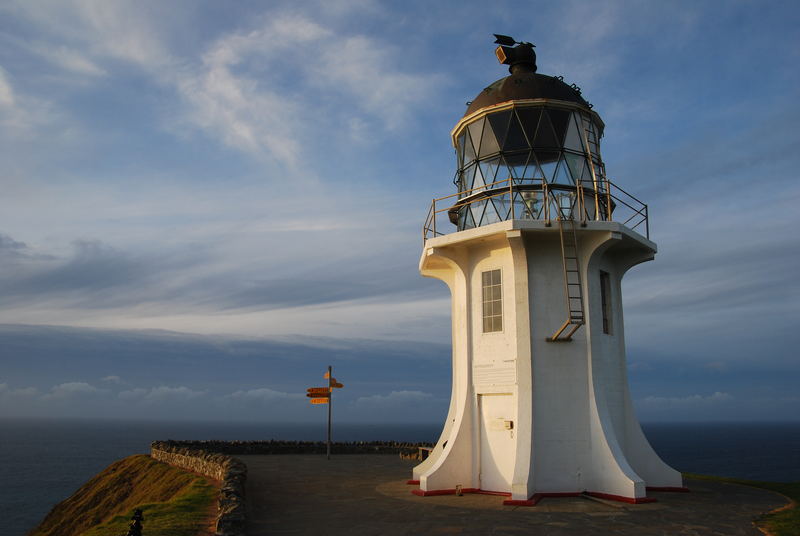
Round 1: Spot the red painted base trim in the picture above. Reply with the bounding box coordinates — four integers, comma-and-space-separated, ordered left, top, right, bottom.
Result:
410, 487, 510, 497
505, 490, 658, 506
411, 487, 479, 497
413, 487, 658, 505
406, 479, 420, 485
585, 491, 657, 504
475, 489, 512, 497
503, 492, 578, 506
646, 486, 690, 493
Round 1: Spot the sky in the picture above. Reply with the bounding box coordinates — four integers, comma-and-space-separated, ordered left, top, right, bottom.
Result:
0, 0, 798, 425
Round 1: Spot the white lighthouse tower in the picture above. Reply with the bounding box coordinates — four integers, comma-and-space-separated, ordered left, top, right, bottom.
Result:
411, 37, 683, 504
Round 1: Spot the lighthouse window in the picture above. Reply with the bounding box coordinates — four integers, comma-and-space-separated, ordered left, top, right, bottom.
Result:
600, 271, 612, 334
482, 269, 503, 333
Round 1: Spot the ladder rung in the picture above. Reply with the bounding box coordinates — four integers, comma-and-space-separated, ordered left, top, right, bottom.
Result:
553, 214, 585, 342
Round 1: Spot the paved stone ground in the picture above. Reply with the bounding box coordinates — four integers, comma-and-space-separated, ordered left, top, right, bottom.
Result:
241, 454, 787, 536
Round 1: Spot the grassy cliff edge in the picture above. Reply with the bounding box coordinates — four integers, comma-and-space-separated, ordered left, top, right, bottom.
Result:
28, 454, 217, 536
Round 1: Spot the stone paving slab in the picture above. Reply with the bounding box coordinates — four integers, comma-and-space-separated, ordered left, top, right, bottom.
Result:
241, 454, 787, 535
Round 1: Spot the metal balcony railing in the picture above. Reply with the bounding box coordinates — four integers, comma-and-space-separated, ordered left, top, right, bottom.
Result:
422, 177, 649, 242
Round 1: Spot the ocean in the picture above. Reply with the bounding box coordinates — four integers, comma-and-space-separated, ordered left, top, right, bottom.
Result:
2, 419, 799, 536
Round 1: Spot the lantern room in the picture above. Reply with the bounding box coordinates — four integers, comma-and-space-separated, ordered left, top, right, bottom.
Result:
424, 38, 648, 241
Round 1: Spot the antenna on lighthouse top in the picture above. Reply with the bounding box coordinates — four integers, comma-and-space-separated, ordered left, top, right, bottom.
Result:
493, 34, 537, 74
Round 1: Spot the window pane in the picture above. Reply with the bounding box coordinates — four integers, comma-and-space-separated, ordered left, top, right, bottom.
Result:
516, 107, 542, 146
565, 153, 585, 183
505, 150, 529, 179
479, 117, 500, 157
563, 112, 584, 151
463, 130, 476, 166
491, 285, 501, 300
533, 110, 559, 148
548, 108, 570, 145
505, 110, 529, 151
479, 157, 500, 186
480, 201, 501, 225
457, 133, 466, 168
468, 119, 484, 159
487, 110, 511, 148
552, 157, 574, 184
493, 316, 503, 332
482, 269, 502, 333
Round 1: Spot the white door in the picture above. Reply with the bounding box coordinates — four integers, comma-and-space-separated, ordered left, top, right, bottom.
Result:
478, 393, 515, 492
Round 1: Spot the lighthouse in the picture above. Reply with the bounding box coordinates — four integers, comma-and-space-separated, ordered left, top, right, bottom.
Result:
411, 36, 683, 504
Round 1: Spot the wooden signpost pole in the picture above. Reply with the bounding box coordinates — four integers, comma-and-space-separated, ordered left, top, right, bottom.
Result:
307, 368, 343, 460
327, 365, 332, 460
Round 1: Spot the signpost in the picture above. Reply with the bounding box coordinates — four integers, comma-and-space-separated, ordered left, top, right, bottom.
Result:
307, 365, 344, 460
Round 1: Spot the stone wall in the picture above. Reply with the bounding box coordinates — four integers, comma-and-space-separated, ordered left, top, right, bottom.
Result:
154, 439, 432, 456
151, 442, 246, 536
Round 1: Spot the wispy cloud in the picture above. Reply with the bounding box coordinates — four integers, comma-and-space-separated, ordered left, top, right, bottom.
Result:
119, 385, 206, 402
0, 382, 39, 399
225, 387, 303, 402
100, 375, 122, 384
0, 65, 57, 135
355, 390, 434, 407
42, 381, 109, 400
44, 46, 105, 76
640, 391, 732, 410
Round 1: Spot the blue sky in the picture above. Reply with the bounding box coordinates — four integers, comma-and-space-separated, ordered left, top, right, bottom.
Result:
0, 0, 798, 424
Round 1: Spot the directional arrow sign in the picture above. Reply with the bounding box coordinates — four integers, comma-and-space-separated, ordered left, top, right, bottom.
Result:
307, 387, 330, 394
310, 398, 329, 404
307, 392, 330, 398
330, 382, 344, 389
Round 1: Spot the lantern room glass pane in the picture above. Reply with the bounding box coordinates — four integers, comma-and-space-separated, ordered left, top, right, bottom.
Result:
479, 157, 501, 186
463, 128, 476, 165
487, 110, 512, 149
565, 153, 585, 183
505, 151, 529, 179
481, 199, 502, 225
553, 157, 573, 184
564, 113, 584, 151
504, 111, 529, 151
457, 133, 466, 168
462, 163, 477, 191
493, 193, 511, 220
468, 119, 484, 160
479, 117, 500, 157
533, 110, 559, 148
516, 107, 542, 146
536, 150, 560, 181
460, 205, 475, 230
549, 109, 570, 146
472, 163, 486, 191
470, 200, 486, 226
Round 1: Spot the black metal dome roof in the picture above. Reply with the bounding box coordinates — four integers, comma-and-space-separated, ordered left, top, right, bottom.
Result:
465, 68, 591, 117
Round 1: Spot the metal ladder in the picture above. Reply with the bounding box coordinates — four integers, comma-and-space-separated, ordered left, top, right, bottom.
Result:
547, 212, 585, 342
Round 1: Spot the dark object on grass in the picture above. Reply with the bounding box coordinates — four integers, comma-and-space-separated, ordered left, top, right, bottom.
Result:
122, 508, 144, 536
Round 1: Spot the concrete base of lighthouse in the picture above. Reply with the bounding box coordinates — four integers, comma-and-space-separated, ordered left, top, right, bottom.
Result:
412, 219, 682, 503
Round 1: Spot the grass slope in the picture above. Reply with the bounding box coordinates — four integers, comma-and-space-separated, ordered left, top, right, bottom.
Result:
687, 473, 799, 536
28, 455, 217, 536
